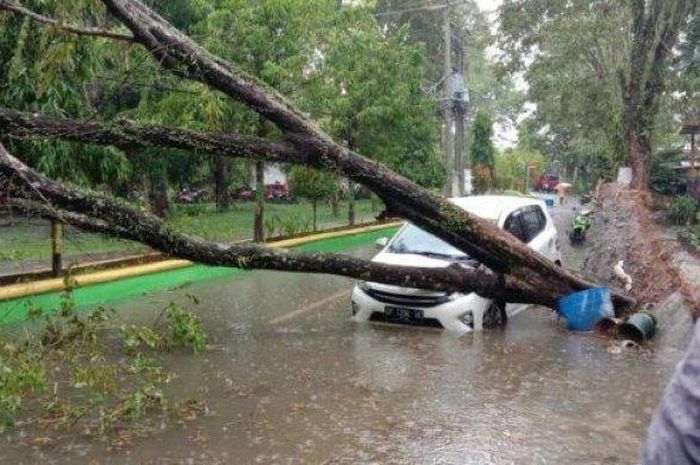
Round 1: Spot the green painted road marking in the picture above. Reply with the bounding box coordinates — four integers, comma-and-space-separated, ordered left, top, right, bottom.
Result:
0, 226, 398, 324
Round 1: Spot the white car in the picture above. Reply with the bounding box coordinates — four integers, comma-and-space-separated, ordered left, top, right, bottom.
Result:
351, 195, 562, 333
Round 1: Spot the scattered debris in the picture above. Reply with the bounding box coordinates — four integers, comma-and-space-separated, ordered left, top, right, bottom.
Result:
582, 183, 697, 316
613, 260, 633, 292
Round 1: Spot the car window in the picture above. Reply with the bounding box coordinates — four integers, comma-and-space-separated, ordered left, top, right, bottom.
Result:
504, 211, 527, 242
520, 206, 546, 242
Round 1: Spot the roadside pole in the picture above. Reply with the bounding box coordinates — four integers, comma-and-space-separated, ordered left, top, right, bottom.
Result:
50, 219, 63, 277
442, 1, 454, 197
454, 29, 467, 196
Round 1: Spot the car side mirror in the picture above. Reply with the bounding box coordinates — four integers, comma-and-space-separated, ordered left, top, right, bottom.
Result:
375, 237, 389, 249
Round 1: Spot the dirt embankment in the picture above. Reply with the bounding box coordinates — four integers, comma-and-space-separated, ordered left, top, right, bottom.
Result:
580, 183, 699, 318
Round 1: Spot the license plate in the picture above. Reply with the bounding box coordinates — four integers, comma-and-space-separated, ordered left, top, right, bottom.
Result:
385, 306, 423, 321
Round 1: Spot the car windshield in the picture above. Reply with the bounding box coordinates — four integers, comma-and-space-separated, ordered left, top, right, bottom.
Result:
388, 224, 470, 259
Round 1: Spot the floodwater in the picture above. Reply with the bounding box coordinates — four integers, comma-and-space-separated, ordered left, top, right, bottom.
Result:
0, 205, 690, 464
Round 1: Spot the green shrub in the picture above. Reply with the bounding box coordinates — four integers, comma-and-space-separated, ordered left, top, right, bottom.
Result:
668, 196, 697, 225
165, 304, 207, 353
264, 215, 280, 237
280, 215, 300, 236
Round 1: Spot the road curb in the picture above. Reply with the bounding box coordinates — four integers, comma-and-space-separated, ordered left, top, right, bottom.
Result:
0, 221, 403, 302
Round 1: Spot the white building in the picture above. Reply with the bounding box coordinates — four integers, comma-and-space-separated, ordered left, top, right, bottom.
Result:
249, 163, 287, 188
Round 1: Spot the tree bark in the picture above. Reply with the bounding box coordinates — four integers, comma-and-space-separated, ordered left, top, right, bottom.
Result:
347, 184, 356, 226
0, 108, 301, 166
628, 134, 651, 190
214, 155, 230, 212
312, 200, 317, 232
254, 160, 265, 242
331, 193, 339, 218
254, 118, 271, 243
149, 169, 169, 217
347, 119, 358, 226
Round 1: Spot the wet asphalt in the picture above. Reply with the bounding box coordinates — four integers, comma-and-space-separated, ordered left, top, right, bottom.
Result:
0, 202, 688, 465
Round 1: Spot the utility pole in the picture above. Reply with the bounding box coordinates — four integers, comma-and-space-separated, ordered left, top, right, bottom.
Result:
454, 30, 466, 196
442, 1, 454, 197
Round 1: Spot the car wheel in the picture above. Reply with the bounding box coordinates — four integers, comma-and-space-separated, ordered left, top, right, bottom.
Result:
483, 300, 507, 329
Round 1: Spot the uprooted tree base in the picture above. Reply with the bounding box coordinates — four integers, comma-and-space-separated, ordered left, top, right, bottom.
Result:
581, 183, 700, 318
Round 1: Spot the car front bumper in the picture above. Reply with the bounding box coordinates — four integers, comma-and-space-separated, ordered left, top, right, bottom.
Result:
350, 285, 492, 333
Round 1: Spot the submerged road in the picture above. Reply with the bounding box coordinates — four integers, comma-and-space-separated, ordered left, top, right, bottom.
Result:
0, 203, 687, 464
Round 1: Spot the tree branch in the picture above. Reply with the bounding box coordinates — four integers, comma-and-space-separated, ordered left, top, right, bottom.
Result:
0, 107, 306, 166
0, 143, 547, 306
0, 0, 135, 42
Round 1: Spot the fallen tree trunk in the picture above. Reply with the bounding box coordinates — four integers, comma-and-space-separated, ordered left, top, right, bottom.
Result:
0, 143, 547, 305
0, 108, 303, 166
98, 0, 634, 311
0, 0, 636, 311
0, 107, 635, 310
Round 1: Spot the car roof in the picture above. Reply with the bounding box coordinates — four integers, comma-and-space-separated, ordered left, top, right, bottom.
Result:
448, 195, 544, 222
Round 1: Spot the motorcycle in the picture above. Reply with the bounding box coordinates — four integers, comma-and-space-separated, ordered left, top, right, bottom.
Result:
568, 208, 592, 244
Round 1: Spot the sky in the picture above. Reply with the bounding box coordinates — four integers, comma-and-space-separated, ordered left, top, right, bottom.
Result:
473, 0, 518, 149
475, 0, 502, 14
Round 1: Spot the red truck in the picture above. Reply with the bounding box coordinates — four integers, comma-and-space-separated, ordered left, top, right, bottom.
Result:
533, 174, 560, 193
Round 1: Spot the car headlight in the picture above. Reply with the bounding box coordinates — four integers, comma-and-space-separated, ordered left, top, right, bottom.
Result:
357, 280, 371, 292
459, 310, 474, 327
447, 292, 462, 301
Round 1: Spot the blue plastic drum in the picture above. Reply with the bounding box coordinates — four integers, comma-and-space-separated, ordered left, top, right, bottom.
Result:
556, 288, 614, 331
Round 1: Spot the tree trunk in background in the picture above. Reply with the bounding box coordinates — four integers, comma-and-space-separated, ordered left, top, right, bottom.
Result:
312, 200, 318, 232
254, 119, 271, 242
149, 170, 169, 217
347, 119, 358, 226
50, 219, 63, 277
331, 192, 339, 217
254, 160, 265, 242
347, 184, 356, 226
140, 172, 150, 211
628, 134, 651, 190
620, 0, 688, 191
214, 155, 230, 212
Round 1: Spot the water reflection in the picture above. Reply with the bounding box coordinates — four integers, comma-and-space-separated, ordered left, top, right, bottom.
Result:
0, 246, 683, 465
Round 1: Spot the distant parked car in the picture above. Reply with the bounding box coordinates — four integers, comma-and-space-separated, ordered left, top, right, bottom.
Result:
235, 182, 290, 202
350, 195, 562, 333
533, 174, 560, 192
265, 181, 289, 201
235, 188, 255, 201
175, 188, 209, 204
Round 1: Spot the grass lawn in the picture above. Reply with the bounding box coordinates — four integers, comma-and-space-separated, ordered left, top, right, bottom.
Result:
0, 199, 381, 265
170, 199, 379, 241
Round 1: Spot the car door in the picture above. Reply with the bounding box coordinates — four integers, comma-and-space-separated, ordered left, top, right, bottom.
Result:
519, 206, 548, 255
504, 205, 554, 259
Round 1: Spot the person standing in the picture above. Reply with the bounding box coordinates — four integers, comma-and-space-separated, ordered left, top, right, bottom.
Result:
643, 320, 700, 464
555, 183, 568, 205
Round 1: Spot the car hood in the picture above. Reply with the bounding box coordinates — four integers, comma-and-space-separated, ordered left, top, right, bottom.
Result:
371, 251, 451, 269
366, 251, 453, 296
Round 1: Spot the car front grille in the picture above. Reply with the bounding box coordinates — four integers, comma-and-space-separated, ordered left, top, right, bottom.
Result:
369, 311, 443, 328
363, 288, 450, 308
